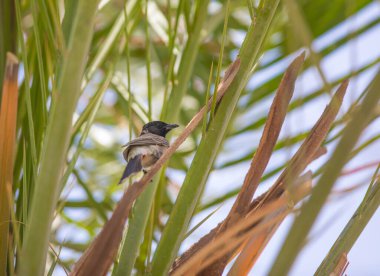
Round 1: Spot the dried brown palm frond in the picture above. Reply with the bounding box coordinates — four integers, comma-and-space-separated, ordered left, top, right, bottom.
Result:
0, 53, 19, 273
171, 60, 348, 276
172, 173, 312, 276
332, 253, 349, 276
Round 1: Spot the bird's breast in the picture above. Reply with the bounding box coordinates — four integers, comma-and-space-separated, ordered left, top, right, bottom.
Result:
127, 145, 167, 162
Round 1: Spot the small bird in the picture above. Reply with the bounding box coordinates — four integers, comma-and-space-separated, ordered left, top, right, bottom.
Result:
119, 121, 179, 184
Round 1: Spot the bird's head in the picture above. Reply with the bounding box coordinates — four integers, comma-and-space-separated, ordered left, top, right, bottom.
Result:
141, 121, 179, 137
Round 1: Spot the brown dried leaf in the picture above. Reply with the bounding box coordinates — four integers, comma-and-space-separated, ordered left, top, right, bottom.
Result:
232, 51, 305, 216
173, 208, 287, 276
256, 79, 349, 210
228, 172, 313, 276
221, 81, 347, 275
195, 52, 306, 275
0, 52, 19, 271
332, 253, 349, 276
70, 59, 241, 276
172, 180, 311, 276
171, 147, 324, 273
171, 76, 346, 272
229, 232, 270, 276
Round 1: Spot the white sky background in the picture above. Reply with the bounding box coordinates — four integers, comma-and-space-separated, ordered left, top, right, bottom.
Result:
56, 2, 380, 275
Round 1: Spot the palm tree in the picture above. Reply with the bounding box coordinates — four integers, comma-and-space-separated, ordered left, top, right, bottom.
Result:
0, 0, 379, 275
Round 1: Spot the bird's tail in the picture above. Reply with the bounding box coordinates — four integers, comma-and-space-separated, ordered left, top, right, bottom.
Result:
118, 155, 142, 184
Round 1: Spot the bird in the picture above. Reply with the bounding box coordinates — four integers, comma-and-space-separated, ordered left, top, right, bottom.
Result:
119, 121, 179, 184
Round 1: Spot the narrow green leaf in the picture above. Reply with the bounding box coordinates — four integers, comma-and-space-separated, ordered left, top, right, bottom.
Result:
122, 0, 134, 140
160, 0, 183, 119
71, 170, 108, 223
144, 0, 152, 120
61, 0, 78, 43
284, 0, 332, 95
62, 69, 113, 188
163, 0, 211, 122
84, 0, 139, 84
316, 177, 380, 275
202, 62, 214, 136
113, 176, 160, 276
15, 0, 38, 179
31, 1, 48, 126
247, 0, 255, 21
0, 0, 16, 96
111, 77, 149, 123
183, 206, 221, 241
47, 245, 64, 276
210, 0, 230, 121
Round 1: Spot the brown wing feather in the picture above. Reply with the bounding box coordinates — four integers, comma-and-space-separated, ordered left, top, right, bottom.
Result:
122, 134, 169, 160
123, 134, 169, 147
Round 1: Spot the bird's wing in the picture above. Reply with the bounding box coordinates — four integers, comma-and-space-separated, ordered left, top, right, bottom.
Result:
122, 134, 169, 161
123, 134, 169, 147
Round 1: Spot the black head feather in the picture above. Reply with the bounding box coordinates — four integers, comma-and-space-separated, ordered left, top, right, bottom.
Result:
141, 121, 179, 137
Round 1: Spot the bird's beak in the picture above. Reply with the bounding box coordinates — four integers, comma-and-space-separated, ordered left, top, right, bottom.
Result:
165, 124, 179, 131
